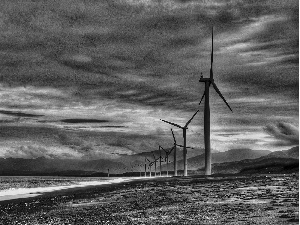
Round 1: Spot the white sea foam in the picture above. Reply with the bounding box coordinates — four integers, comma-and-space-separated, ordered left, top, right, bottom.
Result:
0, 176, 154, 202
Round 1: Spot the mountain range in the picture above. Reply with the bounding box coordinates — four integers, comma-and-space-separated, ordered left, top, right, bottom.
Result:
0, 146, 298, 176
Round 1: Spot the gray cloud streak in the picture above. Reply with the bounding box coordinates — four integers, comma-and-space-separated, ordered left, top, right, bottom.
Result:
264, 122, 299, 146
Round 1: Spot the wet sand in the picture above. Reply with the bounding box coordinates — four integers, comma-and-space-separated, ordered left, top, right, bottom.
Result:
0, 174, 298, 224
0, 177, 151, 202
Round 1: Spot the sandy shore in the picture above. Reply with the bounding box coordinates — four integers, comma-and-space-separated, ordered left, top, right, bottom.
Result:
0, 177, 154, 202
0, 174, 298, 224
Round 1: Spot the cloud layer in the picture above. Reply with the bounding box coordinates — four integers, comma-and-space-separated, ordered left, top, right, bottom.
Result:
264, 122, 299, 146
0, 0, 298, 158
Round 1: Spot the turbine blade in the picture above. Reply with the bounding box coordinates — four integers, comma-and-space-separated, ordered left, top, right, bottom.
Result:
210, 27, 213, 80
184, 110, 199, 128
212, 82, 233, 112
176, 144, 194, 149
211, 27, 213, 64
199, 91, 205, 105
171, 129, 177, 144
161, 119, 183, 129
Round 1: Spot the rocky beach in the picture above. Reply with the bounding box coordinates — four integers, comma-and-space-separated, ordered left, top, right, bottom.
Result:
0, 174, 298, 224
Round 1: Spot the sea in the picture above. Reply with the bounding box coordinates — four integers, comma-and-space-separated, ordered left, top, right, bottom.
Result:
0, 176, 147, 202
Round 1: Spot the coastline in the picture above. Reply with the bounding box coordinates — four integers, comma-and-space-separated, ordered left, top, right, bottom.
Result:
0, 176, 155, 203
0, 174, 298, 224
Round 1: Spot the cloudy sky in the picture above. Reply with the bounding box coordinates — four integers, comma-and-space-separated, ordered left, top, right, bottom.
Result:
0, 0, 298, 160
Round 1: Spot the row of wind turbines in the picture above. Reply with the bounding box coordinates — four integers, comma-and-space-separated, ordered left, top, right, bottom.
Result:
149, 28, 232, 176
143, 130, 193, 177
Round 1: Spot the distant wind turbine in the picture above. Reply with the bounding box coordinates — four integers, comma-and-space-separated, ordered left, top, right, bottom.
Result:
158, 146, 164, 176
160, 110, 199, 176
146, 158, 153, 177
160, 145, 173, 177
171, 129, 178, 176
169, 129, 194, 176
139, 164, 143, 177
152, 150, 163, 177
199, 27, 233, 175
144, 157, 147, 177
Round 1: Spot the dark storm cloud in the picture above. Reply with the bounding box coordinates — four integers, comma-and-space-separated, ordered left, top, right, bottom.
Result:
0, 0, 297, 112
0, 110, 43, 118
60, 119, 109, 123
140, 13, 200, 32
83, 32, 139, 46
58, 132, 83, 147
220, 67, 299, 99
0, 124, 170, 157
98, 126, 126, 128
264, 122, 299, 146
162, 36, 199, 49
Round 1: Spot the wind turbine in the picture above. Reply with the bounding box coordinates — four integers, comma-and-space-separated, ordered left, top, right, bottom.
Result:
146, 158, 152, 177
160, 145, 174, 177
160, 110, 199, 176
139, 164, 143, 177
158, 146, 165, 176
171, 129, 178, 176
152, 151, 163, 177
144, 157, 147, 177
199, 27, 233, 175
169, 129, 194, 176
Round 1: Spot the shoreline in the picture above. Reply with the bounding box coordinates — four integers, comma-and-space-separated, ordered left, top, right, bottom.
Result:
0, 174, 298, 224
0, 176, 156, 203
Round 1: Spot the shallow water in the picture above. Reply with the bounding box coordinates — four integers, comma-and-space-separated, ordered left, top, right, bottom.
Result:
0, 176, 143, 201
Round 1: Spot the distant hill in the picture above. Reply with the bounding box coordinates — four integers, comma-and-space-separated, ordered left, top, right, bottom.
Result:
263, 146, 299, 159
133, 147, 204, 161
0, 157, 127, 176
160, 148, 271, 171
212, 157, 298, 174
206, 146, 299, 174
115, 147, 204, 167
0, 147, 203, 176
1, 146, 297, 176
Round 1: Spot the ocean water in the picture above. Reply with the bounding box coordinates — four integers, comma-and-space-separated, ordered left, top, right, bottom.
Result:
0, 176, 148, 201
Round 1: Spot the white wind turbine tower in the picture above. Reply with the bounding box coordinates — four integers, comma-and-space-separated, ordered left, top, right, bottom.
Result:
161, 110, 199, 176
158, 146, 164, 176
144, 157, 147, 177
169, 129, 195, 176
171, 129, 178, 176
160, 145, 173, 177
152, 151, 163, 177
199, 27, 233, 175
146, 158, 153, 177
